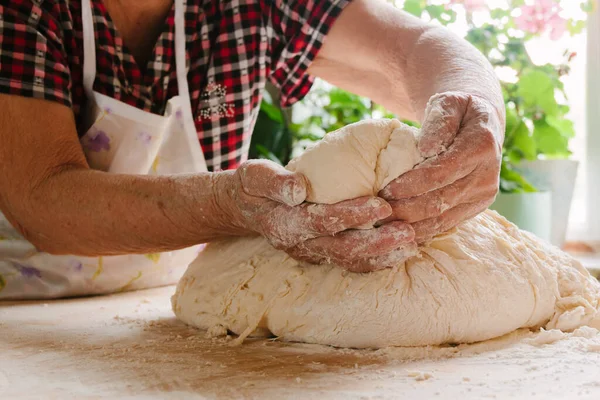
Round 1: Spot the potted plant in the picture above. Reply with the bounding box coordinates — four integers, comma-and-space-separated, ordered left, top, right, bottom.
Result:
487, 44, 580, 244
505, 67, 579, 245
453, 0, 586, 246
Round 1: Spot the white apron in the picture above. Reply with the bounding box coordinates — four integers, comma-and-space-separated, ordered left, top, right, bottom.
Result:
0, 0, 207, 299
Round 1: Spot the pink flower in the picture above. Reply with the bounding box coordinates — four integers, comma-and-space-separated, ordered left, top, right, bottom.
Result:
514, 0, 567, 40
448, 0, 486, 12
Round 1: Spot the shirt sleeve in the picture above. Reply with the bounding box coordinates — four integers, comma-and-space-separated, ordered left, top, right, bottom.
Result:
263, 0, 351, 107
0, 0, 72, 107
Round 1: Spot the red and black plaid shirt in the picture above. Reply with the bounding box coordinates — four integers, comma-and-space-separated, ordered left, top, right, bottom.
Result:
0, 0, 349, 171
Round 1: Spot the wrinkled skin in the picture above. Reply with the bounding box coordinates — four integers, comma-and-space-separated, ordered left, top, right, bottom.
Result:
379, 92, 505, 243
214, 159, 417, 272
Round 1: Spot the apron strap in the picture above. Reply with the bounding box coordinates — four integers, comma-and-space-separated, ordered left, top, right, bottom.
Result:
80, 0, 208, 173
174, 0, 209, 172
81, 0, 97, 98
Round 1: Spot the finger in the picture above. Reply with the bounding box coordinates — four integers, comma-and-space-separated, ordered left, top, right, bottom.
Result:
418, 92, 470, 158
239, 159, 308, 206
301, 197, 393, 235
379, 132, 478, 200
385, 172, 489, 223
413, 199, 492, 243
287, 221, 415, 265
264, 197, 394, 248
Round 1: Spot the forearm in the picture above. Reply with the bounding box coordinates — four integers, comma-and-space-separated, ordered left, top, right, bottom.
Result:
397, 26, 505, 125
312, 0, 504, 127
9, 169, 242, 256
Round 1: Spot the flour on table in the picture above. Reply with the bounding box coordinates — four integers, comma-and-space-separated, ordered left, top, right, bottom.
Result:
172, 118, 600, 348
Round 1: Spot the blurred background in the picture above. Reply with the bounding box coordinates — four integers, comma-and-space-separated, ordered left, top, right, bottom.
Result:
250, 0, 598, 256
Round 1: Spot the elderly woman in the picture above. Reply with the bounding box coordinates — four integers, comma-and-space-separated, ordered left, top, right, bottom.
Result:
0, 0, 503, 299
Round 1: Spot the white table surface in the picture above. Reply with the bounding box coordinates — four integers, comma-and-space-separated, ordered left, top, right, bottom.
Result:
3, 284, 600, 400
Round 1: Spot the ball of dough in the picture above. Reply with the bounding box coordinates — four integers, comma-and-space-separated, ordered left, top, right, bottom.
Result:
286, 119, 424, 203
172, 119, 600, 348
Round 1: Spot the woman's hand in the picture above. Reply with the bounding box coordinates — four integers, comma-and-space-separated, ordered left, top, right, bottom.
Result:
308, 0, 507, 243
214, 160, 417, 272
379, 92, 504, 242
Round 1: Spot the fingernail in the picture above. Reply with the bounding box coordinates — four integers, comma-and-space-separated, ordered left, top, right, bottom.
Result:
282, 176, 307, 206
379, 185, 395, 199
373, 200, 392, 219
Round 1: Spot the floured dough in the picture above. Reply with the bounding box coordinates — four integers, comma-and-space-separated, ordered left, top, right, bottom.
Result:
172, 119, 600, 348
286, 119, 423, 203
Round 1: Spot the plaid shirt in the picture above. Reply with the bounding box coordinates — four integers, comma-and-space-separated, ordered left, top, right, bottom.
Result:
0, 0, 349, 171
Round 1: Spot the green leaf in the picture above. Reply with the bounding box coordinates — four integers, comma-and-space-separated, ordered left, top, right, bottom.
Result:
255, 145, 283, 165
558, 104, 571, 115
424, 5, 456, 25
533, 119, 570, 157
505, 149, 524, 164
401, 119, 421, 128
511, 121, 537, 160
568, 19, 586, 35
502, 40, 531, 70
582, 1, 594, 13
425, 4, 444, 19
259, 101, 283, 124
546, 115, 576, 139
250, 101, 291, 163
403, 0, 424, 17
504, 106, 519, 141
441, 9, 457, 24
466, 26, 500, 55
293, 122, 326, 141
490, 8, 511, 20
328, 89, 369, 111
503, 107, 536, 161
499, 161, 537, 193
517, 70, 559, 116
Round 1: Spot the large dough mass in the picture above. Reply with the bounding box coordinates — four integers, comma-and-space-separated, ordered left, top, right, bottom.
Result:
172, 119, 600, 348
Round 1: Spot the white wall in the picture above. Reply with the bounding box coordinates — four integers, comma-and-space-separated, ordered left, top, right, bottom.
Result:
580, 3, 600, 240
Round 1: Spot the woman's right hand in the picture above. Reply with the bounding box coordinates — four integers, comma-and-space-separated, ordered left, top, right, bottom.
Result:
213, 160, 417, 272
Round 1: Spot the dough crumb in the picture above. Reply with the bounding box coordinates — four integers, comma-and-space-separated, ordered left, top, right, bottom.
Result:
407, 371, 434, 381
205, 324, 227, 338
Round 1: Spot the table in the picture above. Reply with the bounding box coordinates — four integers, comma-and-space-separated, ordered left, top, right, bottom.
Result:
3, 286, 600, 400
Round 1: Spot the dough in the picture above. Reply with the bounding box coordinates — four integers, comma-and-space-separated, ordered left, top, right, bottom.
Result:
286, 119, 423, 204
172, 119, 600, 348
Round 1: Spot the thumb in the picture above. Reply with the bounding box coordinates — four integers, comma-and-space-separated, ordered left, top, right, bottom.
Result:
418, 92, 470, 158
238, 159, 308, 206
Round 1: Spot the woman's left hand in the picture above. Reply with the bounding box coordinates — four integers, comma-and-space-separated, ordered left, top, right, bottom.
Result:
379, 92, 505, 242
